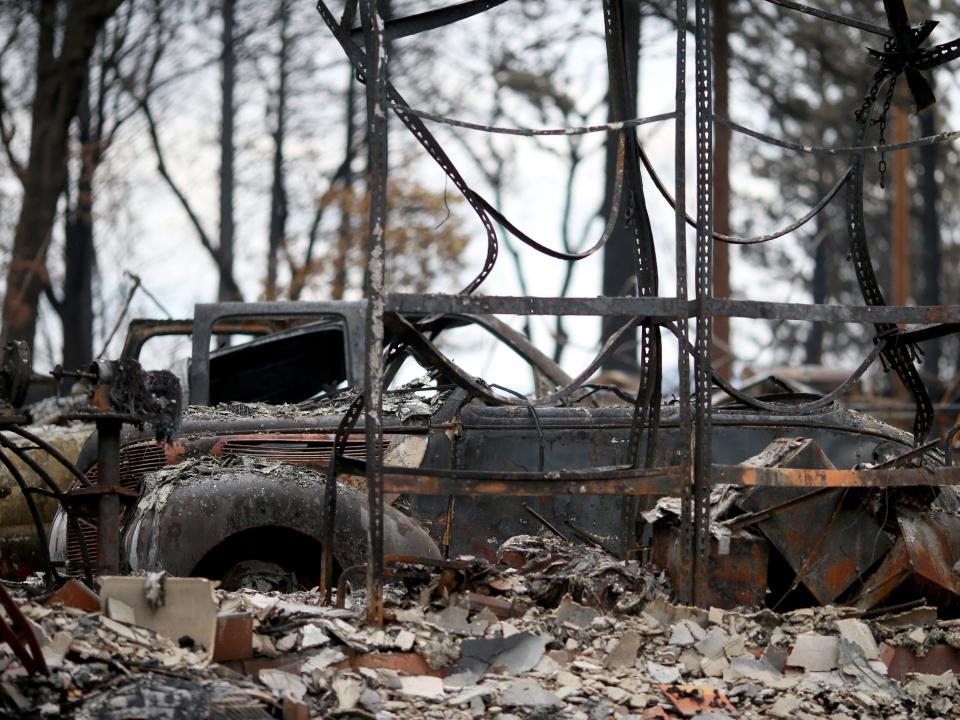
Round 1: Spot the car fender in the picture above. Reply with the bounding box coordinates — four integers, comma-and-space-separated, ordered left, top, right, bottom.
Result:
123, 466, 439, 576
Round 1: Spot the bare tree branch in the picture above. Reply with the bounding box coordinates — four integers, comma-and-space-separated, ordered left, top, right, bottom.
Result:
0, 13, 26, 182
139, 97, 218, 261
0, 78, 25, 182
42, 281, 63, 320
289, 154, 351, 300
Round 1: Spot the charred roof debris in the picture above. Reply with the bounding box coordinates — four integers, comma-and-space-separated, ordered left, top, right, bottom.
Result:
5, 0, 960, 717
6, 538, 960, 718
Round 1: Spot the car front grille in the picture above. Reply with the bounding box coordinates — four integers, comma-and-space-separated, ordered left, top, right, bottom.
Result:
219, 437, 368, 467
83, 442, 167, 491
65, 442, 166, 573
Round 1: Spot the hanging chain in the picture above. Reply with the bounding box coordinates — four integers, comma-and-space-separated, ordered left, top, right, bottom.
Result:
874, 72, 897, 188
856, 39, 898, 188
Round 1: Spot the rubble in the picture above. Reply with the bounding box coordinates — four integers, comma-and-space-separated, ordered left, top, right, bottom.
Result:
2, 536, 960, 718
182, 386, 449, 423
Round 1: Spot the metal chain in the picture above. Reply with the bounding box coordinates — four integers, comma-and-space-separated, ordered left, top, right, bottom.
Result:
855, 48, 897, 189
875, 72, 897, 188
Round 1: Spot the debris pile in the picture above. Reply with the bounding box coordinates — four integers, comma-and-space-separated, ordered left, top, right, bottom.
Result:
645, 437, 960, 612
183, 386, 448, 423
3, 537, 960, 718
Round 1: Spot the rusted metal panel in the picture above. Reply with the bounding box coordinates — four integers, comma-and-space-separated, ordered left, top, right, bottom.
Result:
880, 643, 960, 681
44, 578, 101, 612
650, 523, 768, 609
0, 584, 48, 676
851, 537, 911, 611
213, 613, 254, 663
739, 486, 891, 605
897, 510, 960, 603
851, 510, 960, 611
661, 684, 737, 717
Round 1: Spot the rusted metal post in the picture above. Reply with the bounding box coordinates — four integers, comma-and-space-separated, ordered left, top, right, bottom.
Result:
0, 584, 49, 676
360, 0, 388, 626
96, 418, 122, 577
691, 0, 714, 607
675, 0, 693, 604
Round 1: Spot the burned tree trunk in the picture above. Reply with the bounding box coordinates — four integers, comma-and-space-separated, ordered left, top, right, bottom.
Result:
332, 73, 357, 301
266, 0, 291, 301
218, 0, 241, 302
1, 0, 121, 354
62, 81, 97, 375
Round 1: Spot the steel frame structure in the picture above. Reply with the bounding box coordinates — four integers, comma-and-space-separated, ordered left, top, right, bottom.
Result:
319, 0, 960, 620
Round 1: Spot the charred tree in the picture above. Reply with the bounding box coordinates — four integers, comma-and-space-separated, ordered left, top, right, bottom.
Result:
218, 0, 241, 302
1, 0, 123, 355
266, 0, 291, 301
290, 66, 357, 302
61, 80, 97, 376
332, 72, 357, 301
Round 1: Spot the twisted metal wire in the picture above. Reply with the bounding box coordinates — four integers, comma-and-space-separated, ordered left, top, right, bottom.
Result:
717, 115, 960, 156
386, 102, 675, 136
638, 143, 853, 245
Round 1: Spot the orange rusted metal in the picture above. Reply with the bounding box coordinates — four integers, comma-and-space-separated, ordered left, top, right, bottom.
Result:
851, 510, 960, 611
737, 485, 890, 605
714, 464, 960, 488
44, 579, 100, 613
850, 538, 912, 611
898, 510, 960, 601
651, 524, 768, 609
881, 643, 960, 681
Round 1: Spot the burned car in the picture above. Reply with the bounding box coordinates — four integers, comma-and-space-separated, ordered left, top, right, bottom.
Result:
49, 302, 572, 589
48, 302, 958, 608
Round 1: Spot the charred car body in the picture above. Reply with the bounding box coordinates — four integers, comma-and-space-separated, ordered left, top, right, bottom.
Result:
46, 302, 960, 610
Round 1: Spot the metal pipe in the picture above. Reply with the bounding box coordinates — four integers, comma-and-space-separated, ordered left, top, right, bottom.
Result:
0, 449, 54, 582
359, 0, 388, 627
96, 418, 122, 577
0, 438, 94, 583
521, 503, 568, 542
7, 426, 90, 487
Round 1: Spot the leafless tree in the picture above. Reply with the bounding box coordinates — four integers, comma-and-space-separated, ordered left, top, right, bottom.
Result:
0, 0, 126, 358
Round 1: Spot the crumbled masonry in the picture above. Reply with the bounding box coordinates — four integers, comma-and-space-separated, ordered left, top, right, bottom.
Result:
3, 536, 960, 719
